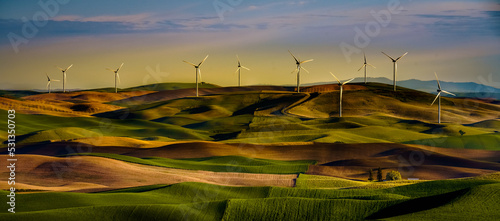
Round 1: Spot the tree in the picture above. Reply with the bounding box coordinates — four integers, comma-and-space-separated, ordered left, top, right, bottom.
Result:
377, 167, 383, 182
368, 169, 374, 181
459, 130, 466, 136
386, 170, 402, 181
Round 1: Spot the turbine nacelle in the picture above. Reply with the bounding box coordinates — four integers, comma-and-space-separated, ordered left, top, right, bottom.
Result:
382, 52, 408, 62
184, 55, 209, 97
57, 64, 73, 73
107, 63, 124, 74
289, 50, 313, 93
431, 72, 456, 123
381, 51, 407, 91
330, 72, 354, 86
45, 73, 60, 93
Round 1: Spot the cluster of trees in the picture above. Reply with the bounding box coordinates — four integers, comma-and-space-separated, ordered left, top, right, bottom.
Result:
368, 168, 401, 181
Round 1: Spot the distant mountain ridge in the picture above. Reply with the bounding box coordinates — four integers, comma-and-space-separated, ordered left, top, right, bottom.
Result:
4, 78, 500, 100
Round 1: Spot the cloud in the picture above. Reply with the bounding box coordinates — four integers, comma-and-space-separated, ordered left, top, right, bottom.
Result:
247, 5, 258, 10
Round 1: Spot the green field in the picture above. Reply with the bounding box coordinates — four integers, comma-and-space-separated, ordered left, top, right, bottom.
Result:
405, 133, 500, 150
2, 83, 499, 219
3, 107, 497, 149
2, 174, 499, 220
65, 153, 316, 174
2, 83, 498, 149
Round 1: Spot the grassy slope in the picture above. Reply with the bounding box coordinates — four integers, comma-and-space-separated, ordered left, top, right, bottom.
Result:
2, 175, 499, 220
125, 82, 220, 91
0, 110, 211, 144
2, 83, 498, 146
295, 174, 368, 188
81, 82, 220, 93
64, 153, 316, 174
405, 133, 500, 150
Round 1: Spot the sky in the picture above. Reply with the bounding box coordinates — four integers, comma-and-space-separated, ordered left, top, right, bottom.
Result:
0, 0, 499, 90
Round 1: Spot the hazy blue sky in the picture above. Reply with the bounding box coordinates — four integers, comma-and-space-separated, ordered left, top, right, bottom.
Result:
1, 0, 499, 90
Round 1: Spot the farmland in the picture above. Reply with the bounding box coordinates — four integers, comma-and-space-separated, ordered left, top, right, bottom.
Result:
1, 175, 499, 220
0, 82, 499, 220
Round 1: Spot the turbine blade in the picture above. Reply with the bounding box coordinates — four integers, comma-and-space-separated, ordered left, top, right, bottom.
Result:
198, 69, 202, 82
441, 90, 456, 96
300, 59, 313, 64
367, 63, 376, 68
56, 66, 64, 71
46, 73, 50, 81
431, 92, 441, 106
199, 55, 209, 66
236, 54, 240, 63
343, 78, 355, 85
117, 63, 124, 72
183, 60, 197, 67
52, 79, 60, 82
65, 64, 73, 71
106, 68, 115, 72
301, 66, 309, 73
395, 52, 408, 61
47, 81, 51, 88
330, 72, 341, 84
358, 64, 366, 71
291, 68, 298, 74
117, 73, 121, 84
364, 52, 367, 63
235, 68, 240, 74
381, 52, 395, 61
435, 72, 441, 90
288, 50, 299, 63
241, 66, 250, 71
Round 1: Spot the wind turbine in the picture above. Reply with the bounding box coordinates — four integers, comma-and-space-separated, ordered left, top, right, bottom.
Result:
56, 64, 73, 93
381, 52, 407, 91
45, 73, 60, 93
106, 63, 124, 93
235, 55, 250, 87
431, 72, 456, 124
289, 50, 313, 93
358, 52, 376, 84
330, 73, 354, 117
183, 55, 209, 97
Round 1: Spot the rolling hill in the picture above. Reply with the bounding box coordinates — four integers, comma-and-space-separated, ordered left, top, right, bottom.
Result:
0, 81, 499, 219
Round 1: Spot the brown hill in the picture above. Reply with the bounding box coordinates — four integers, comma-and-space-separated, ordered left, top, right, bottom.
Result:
6, 141, 500, 181
0, 91, 154, 117
112, 86, 293, 106
287, 83, 500, 123
0, 154, 296, 192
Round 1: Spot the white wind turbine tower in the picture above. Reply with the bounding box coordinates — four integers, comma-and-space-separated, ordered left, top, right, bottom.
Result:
45, 73, 60, 93
381, 52, 407, 91
431, 72, 456, 124
183, 55, 209, 97
56, 64, 73, 93
106, 63, 124, 93
358, 52, 376, 84
330, 73, 354, 117
289, 50, 313, 93
235, 55, 250, 87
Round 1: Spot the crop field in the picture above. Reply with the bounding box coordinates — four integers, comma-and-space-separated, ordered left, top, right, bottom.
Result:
65, 153, 316, 174
1, 174, 499, 220
1, 83, 499, 220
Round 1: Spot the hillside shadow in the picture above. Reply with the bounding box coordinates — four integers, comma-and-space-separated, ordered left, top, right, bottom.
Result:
366, 188, 469, 219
